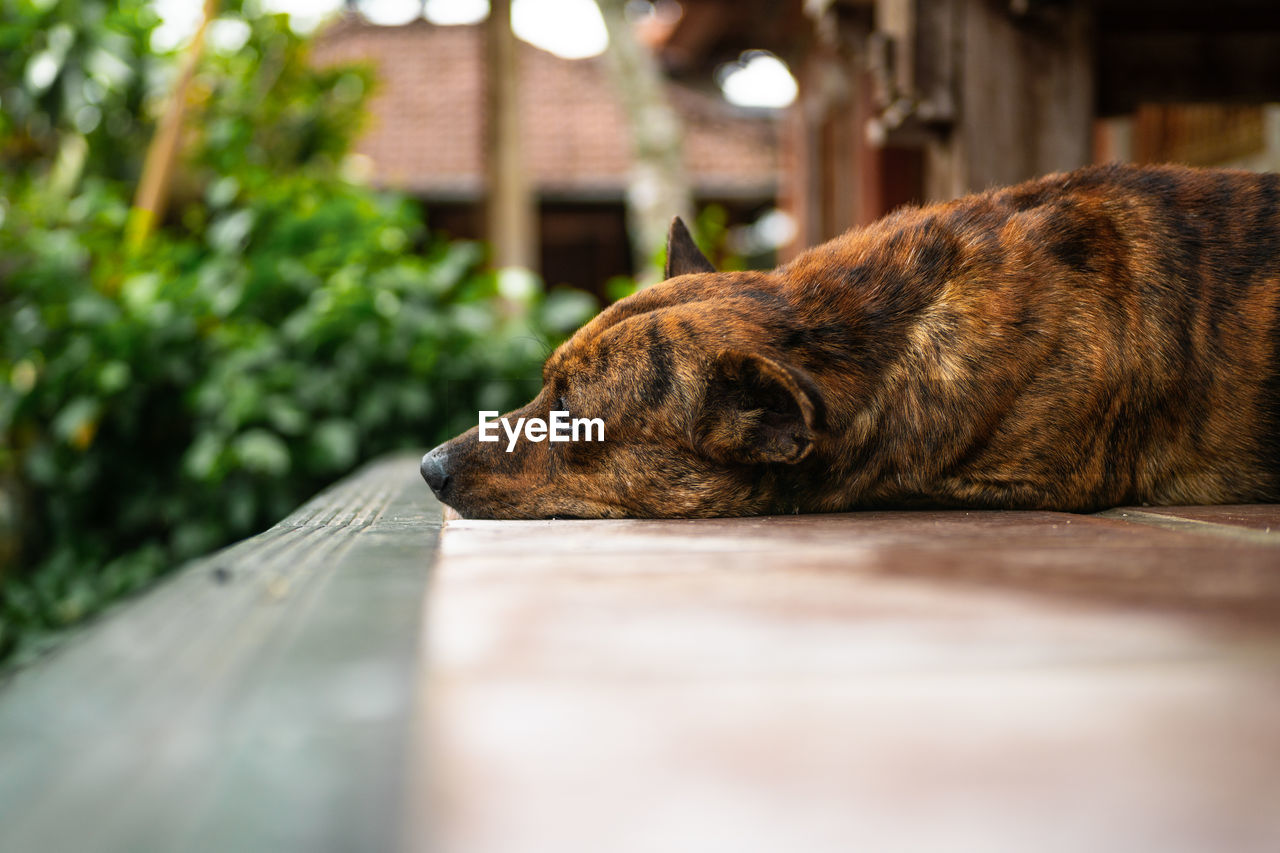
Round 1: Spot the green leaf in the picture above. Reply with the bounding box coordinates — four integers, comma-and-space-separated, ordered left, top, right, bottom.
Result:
52, 397, 101, 448
232, 429, 290, 476
309, 419, 358, 472
184, 432, 225, 481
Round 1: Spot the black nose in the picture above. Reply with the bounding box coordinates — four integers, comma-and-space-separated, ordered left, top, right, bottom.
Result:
420, 446, 450, 498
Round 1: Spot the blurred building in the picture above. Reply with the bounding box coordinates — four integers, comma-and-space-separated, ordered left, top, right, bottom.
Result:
312, 15, 779, 292
314, 2, 1280, 277
657, 0, 1280, 257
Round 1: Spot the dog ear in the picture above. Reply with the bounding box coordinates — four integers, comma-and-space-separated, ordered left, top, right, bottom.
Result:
696, 351, 825, 465
665, 216, 715, 279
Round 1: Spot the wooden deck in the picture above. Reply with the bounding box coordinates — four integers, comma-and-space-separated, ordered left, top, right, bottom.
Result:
3, 455, 1280, 852
0, 455, 441, 853
427, 506, 1280, 852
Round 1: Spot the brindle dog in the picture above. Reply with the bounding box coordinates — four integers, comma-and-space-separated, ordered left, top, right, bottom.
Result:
422, 163, 1280, 518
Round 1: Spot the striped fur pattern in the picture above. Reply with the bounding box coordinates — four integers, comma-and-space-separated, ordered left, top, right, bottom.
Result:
423, 163, 1280, 518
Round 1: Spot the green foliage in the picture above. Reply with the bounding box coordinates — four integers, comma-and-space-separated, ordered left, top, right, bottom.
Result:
188, 12, 375, 179
0, 3, 595, 667
616, 203, 749, 301
693, 203, 747, 272
0, 0, 161, 182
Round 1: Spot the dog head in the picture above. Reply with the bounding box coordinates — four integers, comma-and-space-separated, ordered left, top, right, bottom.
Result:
421, 218, 828, 518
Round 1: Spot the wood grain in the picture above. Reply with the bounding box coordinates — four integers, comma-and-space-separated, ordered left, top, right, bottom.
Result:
428, 506, 1280, 853
0, 454, 440, 853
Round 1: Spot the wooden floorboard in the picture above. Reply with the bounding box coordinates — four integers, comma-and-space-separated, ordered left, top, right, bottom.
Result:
0, 454, 440, 853
427, 506, 1280, 853
4, 458, 1279, 853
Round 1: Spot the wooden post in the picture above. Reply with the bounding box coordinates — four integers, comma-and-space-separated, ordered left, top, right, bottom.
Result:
127, 0, 219, 251
923, 0, 1093, 200
485, 0, 538, 272
781, 21, 859, 257
1094, 115, 1135, 163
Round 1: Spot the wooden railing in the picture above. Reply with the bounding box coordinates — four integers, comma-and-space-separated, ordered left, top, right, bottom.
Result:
0, 453, 439, 853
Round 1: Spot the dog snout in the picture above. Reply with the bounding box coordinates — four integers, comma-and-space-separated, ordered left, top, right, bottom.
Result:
420, 445, 451, 499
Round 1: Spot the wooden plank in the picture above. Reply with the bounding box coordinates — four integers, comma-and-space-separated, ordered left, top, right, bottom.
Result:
1125, 505, 1280, 534
0, 454, 440, 853
1098, 505, 1280, 547
427, 509, 1280, 853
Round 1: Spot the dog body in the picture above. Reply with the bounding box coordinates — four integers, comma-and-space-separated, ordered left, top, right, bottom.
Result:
423, 163, 1280, 518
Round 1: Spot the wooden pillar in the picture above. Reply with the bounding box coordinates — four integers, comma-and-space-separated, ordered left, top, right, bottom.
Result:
485, 0, 537, 271
780, 23, 870, 259
924, 0, 1093, 200
783, 50, 848, 255
1094, 115, 1135, 163
779, 5, 926, 259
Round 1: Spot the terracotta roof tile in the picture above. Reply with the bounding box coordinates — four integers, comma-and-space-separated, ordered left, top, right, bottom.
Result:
311, 17, 778, 199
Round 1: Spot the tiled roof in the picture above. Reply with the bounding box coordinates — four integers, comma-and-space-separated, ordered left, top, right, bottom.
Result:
311, 16, 778, 200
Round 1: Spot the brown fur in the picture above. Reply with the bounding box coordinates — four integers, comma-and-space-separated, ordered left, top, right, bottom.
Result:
422, 163, 1280, 518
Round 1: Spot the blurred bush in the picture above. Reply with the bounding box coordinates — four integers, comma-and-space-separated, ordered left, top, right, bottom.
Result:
0, 0, 159, 183
0, 2, 594, 666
